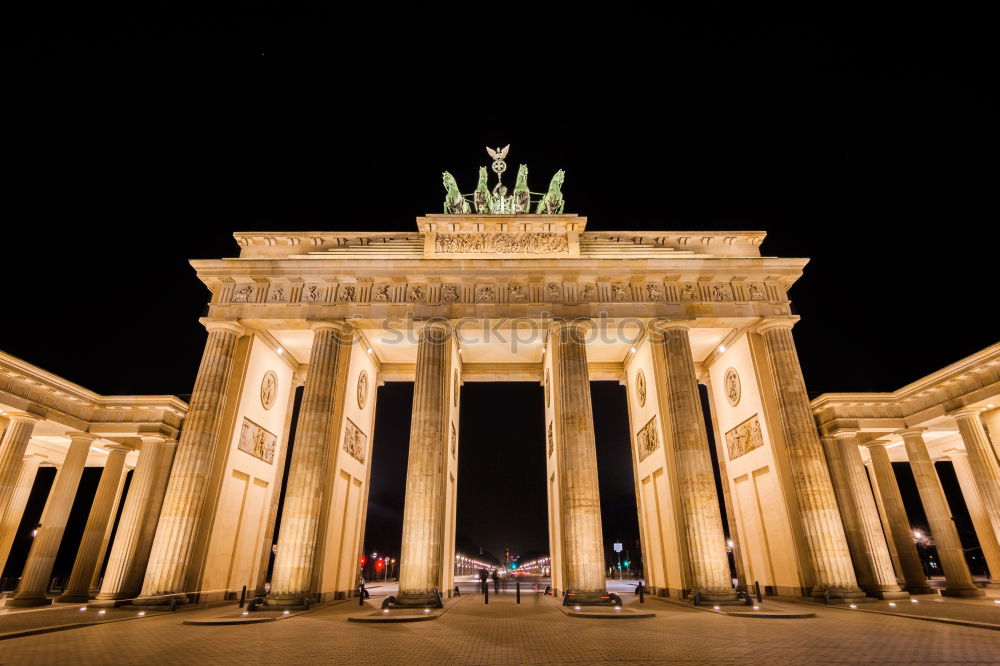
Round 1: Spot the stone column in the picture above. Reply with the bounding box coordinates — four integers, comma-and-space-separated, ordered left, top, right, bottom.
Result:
820, 435, 874, 590
0, 413, 43, 524
395, 321, 453, 607
653, 322, 734, 600
89, 463, 131, 593
0, 453, 46, 578
981, 408, 1000, 460
899, 429, 982, 597
136, 319, 243, 605
56, 444, 130, 603
126, 441, 177, 596
836, 433, 908, 599
268, 322, 352, 607
865, 443, 934, 593
96, 437, 165, 601
9, 432, 95, 606
551, 320, 608, 604
756, 319, 863, 600
948, 449, 1000, 582
865, 458, 904, 581
952, 409, 1000, 539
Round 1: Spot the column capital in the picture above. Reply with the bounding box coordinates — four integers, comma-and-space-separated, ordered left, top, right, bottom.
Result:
23, 453, 47, 464
3, 411, 45, 424
198, 317, 246, 336
949, 407, 986, 420
550, 317, 594, 333
103, 444, 132, 455
307, 319, 350, 333
897, 428, 928, 440
863, 439, 892, 449
939, 446, 967, 460
753, 315, 801, 334
648, 317, 695, 332
66, 432, 100, 443
831, 429, 861, 440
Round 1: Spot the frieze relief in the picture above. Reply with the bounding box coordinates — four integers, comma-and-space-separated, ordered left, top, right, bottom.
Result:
238, 417, 276, 464
637, 416, 659, 462
725, 414, 764, 461
434, 232, 569, 255
222, 277, 780, 306
343, 418, 367, 464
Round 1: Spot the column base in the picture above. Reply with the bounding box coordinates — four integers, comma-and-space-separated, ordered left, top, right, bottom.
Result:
862, 586, 910, 600
5, 595, 53, 607
55, 592, 93, 604
810, 586, 867, 602
693, 588, 742, 604
264, 593, 315, 610
903, 581, 937, 595
391, 590, 444, 609
562, 590, 617, 606
131, 593, 190, 607
940, 586, 986, 598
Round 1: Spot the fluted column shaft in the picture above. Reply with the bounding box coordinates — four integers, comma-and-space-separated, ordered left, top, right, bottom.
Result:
0, 453, 46, 578
0, 414, 42, 528
57, 445, 130, 602
837, 433, 907, 598
866, 444, 934, 593
949, 451, 1000, 580
758, 321, 862, 598
552, 321, 607, 602
268, 322, 352, 606
952, 410, 1000, 539
900, 429, 982, 597
137, 320, 242, 603
97, 438, 164, 600
126, 442, 177, 596
10, 433, 94, 606
821, 436, 873, 589
655, 323, 733, 598
395, 322, 452, 606
89, 464, 131, 592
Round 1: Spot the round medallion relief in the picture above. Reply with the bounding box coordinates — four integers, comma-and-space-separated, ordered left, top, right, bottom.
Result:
636, 370, 647, 407
724, 368, 741, 407
453, 369, 459, 407
260, 371, 278, 410
357, 370, 369, 409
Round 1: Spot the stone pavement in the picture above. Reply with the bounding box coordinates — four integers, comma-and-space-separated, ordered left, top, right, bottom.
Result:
3, 589, 1000, 665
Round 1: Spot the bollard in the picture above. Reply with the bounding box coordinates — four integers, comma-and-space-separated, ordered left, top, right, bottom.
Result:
638, 582, 645, 604
516, 580, 520, 604
169, 596, 177, 613
484, 581, 489, 605
239, 585, 247, 608
304, 597, 311, 610
755, 580, 762, 604
359, 581, 365, 607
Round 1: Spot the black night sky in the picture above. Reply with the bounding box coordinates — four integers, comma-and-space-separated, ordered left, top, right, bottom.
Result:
4, 11, 996, 576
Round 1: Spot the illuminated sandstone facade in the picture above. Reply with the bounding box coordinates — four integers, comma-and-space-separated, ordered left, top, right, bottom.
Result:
2, 213, 995, 609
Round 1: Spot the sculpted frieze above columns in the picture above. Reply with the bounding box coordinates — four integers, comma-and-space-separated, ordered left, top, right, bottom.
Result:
216, 276, 786, 307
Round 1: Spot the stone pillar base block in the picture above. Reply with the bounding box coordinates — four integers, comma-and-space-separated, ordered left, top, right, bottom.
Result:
391, 591, 444, 609
811, 586, 867, 602
694, 589, 742, 603
264, 594, 314, 609
562, 591, 617, 606
903, 583, 937, 595
940, 587, 986, 598
55, 592, 93, 604
865, 588, 910, 600
132, 593, 190, 607
5, 596, 53, 607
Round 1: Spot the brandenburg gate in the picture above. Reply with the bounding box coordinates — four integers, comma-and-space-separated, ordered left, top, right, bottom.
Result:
122, 151, 877, 609
3, 153, 997, 612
